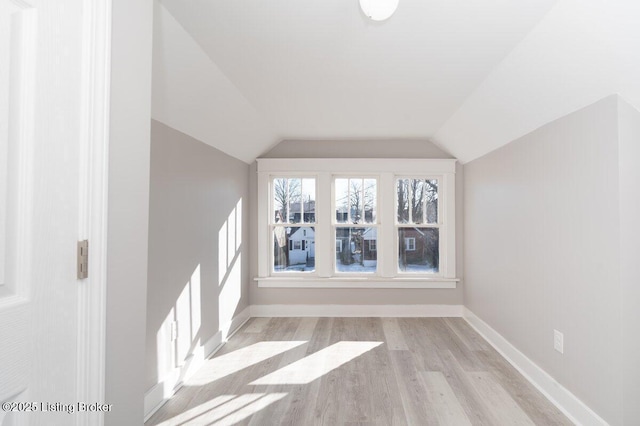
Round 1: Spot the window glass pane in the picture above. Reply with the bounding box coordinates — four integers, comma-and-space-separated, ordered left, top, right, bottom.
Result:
288, 178, 302, 223
364, 178, 376, 223
302, 178, 315, 223
335, 178, 349, 223
273, 178, 288, 223
273, 226, 315, 272
335, 177, 377, 224
425, 179, 438, 224
411, 179, 425, 224
397, 178, 439, 224
273, 177, 314, 224
349, 179, 364, 223
396, 179, 410, 223
398, 228, 439, 273
335, 227, 377, 273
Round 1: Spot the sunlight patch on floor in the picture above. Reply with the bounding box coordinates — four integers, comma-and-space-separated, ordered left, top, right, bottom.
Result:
250, 341, 383, 385
186, 341, 307, 386
156, 393, 287, 426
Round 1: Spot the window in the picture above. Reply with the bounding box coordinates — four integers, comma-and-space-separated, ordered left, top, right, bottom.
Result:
334, 177, 377, 273
257, 159, 457, 287
271, 177, 315, 272
397, 178, 440, 274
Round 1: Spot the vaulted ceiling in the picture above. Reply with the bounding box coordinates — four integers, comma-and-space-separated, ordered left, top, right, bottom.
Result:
152, 0, 640, 164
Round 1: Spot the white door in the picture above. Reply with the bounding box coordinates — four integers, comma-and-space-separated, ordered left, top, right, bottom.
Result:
0, 1, 109, 425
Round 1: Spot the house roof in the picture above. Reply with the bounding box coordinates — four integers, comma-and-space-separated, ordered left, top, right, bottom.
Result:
153, 0, 640, 164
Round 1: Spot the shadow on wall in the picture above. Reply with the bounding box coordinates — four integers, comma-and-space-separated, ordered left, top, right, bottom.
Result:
152, 198, 244, 399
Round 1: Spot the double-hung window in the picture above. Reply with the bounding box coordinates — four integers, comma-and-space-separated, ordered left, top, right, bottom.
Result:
270, 177, 316, 273
396, 178, 440, 274
257, 159, 458, 288
333, 177, 377, 274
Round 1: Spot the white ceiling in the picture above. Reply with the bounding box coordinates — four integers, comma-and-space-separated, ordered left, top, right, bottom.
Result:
153, 0, 640, 164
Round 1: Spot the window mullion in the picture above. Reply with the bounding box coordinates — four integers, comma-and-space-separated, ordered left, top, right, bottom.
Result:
316, 173, 332, 277
443, 171, 456, 278
258, 173, 270, 276
380, 172, 395, 277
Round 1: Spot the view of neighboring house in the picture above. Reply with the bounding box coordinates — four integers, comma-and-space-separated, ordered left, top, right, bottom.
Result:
289, 200, 316, 223
335, 227, 377, 272
288, 227, 315, 267
398, 227, 439, 273
273, 225, 315, 271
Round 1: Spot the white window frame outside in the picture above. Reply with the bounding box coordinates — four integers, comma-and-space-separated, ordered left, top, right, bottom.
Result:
405, 237, 416, 251
256, 158, 458, 288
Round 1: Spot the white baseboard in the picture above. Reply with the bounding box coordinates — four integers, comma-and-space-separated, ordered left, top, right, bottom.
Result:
463, 308, 609, 426
143, 382, 165, 423
144, 306, 251, 422
250, 304, 463, 318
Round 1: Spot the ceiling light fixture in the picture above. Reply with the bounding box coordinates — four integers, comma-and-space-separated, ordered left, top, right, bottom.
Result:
359, 0, 399, 21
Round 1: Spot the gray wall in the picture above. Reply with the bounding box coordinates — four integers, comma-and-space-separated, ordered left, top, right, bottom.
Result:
250, 139, 464, 306
464, 96, 624, 425
146, 120, 251, 391
618, 98, 640, 424
105, 0, 153, 424
263, 139, 454, 159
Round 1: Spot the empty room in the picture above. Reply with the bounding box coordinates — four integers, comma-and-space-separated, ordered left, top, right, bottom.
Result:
0, 0, 639, 425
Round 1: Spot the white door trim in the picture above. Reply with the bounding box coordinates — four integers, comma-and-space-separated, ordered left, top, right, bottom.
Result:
0, 0, 37, 415
76, 1, 111, 425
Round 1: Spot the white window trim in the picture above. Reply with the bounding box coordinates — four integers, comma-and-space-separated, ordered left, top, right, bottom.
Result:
256, 158, 458, 288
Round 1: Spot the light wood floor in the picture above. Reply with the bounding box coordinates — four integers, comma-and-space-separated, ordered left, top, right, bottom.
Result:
146, 317, 573, 426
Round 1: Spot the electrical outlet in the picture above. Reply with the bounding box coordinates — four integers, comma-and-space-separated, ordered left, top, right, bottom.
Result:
554, 329, 564, 354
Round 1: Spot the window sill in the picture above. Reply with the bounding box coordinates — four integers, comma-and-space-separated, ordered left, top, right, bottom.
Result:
254, 277, 459, 289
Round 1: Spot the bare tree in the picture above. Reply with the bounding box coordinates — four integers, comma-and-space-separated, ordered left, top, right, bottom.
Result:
349, 180, 375, 223
398, 179, 439, 270
273, 178, 301, 223
349, 180, 363, 223
424, 180, 438, 223
397, 179, 438, 223
272, 178, 301, 269
397, 179, 409, 222
410, 179, 424, 222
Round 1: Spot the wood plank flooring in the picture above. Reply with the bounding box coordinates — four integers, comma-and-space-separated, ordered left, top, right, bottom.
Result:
146, 317, 572, 426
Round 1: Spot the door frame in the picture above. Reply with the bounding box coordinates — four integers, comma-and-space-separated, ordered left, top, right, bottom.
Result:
76, 1, 111, 424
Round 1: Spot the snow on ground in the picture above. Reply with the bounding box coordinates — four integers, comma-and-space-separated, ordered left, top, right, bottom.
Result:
399, 264, 438, 274
275, 262, 437, 274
